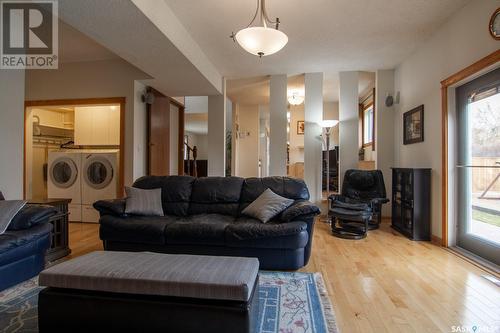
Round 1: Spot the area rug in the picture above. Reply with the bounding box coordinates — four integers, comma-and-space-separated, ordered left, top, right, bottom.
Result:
0, 271, 338, 333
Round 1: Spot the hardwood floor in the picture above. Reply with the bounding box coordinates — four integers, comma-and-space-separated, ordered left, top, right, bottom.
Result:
68, 221, 500, 333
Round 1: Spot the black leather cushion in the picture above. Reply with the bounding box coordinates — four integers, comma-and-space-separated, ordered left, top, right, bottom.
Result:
7, 205, 56, 230
189, 177, 244, 216
100, 215, 179, 245
225, 217, 308, 249
165, 214, 235, 246
280, 200, 321, 222
0, 223, 52, 255
93, 199, 126, 217
133, 176, 195, 216
239, 177, 309, 212
342, 169, 387, 201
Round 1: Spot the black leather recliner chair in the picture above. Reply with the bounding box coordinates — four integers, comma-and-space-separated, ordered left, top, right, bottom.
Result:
328, 170, 389, 239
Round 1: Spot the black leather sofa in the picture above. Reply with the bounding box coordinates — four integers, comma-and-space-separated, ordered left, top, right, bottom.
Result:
94, 176, 320, 270
0, 193, 56, 291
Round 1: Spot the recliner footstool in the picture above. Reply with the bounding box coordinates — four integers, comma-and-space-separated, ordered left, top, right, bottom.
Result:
38, 251, 260, 333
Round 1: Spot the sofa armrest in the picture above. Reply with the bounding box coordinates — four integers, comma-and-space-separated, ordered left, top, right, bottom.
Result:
7, 204, 57, 230
93, 199, 126, 217
280, 200, 320, 222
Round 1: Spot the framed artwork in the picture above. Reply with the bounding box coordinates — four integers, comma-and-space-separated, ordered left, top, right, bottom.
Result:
297, 120, 305, 135
403, 105, 424, 145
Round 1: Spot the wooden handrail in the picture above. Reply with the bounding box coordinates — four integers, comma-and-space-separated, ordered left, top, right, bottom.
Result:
184, 142, 198, 177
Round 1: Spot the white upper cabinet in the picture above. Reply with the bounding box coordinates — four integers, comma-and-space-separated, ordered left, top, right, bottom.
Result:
74, 106, 120, 146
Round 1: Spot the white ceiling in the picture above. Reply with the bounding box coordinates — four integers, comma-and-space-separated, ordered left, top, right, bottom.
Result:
166, 0, 469, 101
58, 21, 118, 64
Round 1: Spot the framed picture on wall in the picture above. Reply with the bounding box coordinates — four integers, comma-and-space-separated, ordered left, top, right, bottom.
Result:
403, 105, 424, 145
297, 120, 305, 135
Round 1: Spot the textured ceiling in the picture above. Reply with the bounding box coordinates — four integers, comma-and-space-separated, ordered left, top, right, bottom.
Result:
166, 0, 469, 101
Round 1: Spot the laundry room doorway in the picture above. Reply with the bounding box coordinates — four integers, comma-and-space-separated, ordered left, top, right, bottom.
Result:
24, 97, 125, 226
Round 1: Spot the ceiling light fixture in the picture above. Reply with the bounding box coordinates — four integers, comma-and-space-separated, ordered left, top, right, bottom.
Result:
230, 0, 288, 57
288, 91, 304, 105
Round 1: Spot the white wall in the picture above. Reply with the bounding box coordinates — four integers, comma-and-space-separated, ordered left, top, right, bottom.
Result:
26, 59, 151, 186
133, 81, 147, 180
0, 69, 25, 199
304, 72, 324, 205
185, 131, 208, 160
375, 70, 395, 216
393, 0, 499, 237
269, 75, 288, 176
289, 104, 304, 165
236, 104, 260, 178
207, 92, 226, 176
339, 71, 360, 191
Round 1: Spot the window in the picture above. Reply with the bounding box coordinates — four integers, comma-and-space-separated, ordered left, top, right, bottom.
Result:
362, 103, 374, 147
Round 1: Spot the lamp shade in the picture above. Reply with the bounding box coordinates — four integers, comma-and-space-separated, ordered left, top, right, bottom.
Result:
235, 27, 288, 57
318, 120, 339, 128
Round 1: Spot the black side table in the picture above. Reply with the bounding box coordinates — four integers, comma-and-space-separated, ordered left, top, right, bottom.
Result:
28, 198, 72, 262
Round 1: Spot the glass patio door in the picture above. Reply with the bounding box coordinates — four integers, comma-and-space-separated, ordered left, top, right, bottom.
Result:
456, 67, 500, 266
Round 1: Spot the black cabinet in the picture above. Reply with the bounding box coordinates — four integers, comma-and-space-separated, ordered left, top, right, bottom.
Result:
28, 198, 72, 261
391, 168, 431, 240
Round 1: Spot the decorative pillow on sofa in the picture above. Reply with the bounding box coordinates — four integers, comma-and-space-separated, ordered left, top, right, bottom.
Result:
125, 187, 164, 216
0, 200, 27, 234
242, 188, 294, 223
0, 191, 5, 200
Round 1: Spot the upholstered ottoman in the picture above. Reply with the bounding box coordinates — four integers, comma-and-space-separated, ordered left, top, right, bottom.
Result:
38, 251, 260, 333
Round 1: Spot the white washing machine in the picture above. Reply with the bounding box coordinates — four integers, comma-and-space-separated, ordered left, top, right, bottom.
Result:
81, 149, 119, 223
47, 150, 82, 222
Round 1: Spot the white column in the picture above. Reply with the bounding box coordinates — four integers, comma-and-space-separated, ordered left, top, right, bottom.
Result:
339, 71, 359, 191
207, 80, 226, 176
375, 69, 395, 216
269, 74, 287, 176
304, 73, 323, 205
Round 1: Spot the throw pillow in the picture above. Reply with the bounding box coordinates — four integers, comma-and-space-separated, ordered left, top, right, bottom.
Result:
242, 188, 294, 223
0, 191, 5, 200
125, 186, 164, 216
0, 200, 27, 234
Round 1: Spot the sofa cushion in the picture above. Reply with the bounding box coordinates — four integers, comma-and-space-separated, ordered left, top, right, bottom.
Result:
0, 191, 4, 200
8, 204, 57, 230
165, 214, 235, 246
188, 177, 244, 216
0, 223, 52, 255
125, 187, 164, 216
0, 200, 27, 234
100, 215, 179, 245
225, 217, 308, 249
242, 188, 294, 223
133, 176, 195, 216
239, 177, 310, 212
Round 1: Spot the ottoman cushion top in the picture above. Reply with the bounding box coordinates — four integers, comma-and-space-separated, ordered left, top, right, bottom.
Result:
39, 251, 259, 302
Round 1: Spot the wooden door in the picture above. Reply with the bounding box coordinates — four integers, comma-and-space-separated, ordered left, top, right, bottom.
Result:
148, 91, 170, 175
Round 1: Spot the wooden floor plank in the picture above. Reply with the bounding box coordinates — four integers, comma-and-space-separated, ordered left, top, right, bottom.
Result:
68, 220, 500, 333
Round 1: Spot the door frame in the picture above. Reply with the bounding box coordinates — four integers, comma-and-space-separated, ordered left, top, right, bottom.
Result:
145, 87, 185, 176
24, 97, 126, 199
441, 50, 500, 247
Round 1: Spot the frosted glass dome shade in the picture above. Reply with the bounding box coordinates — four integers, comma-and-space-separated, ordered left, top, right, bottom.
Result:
235, 27, 288, 57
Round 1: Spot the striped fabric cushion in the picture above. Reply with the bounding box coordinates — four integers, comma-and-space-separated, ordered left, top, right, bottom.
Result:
39, 251, 259, 302
125, 186, 164, 216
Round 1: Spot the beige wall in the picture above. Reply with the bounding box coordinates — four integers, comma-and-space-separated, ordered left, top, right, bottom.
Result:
393, 0, 499, 237
0, 69, 25, 199
235, 104, 260, 178
323, 101, 339, 146
185, 132, 208, 160
289, 104, 304, 165
26, 59, 151, 186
